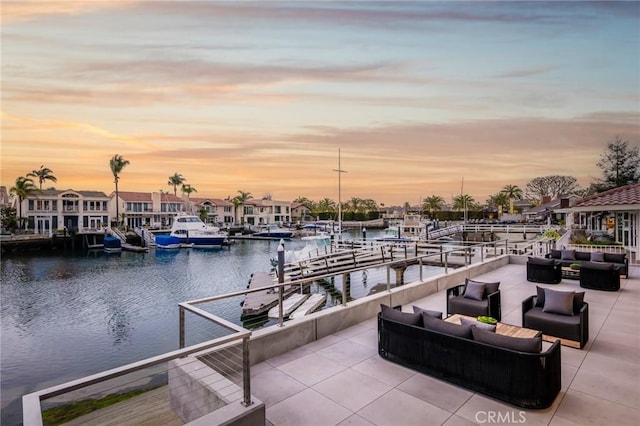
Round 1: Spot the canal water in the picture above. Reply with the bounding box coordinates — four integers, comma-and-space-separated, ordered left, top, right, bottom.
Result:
2, 230, 416, 424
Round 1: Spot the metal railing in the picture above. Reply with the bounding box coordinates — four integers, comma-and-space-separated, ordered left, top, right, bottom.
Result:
23, 311, 251, 425
22, 236, 553, 424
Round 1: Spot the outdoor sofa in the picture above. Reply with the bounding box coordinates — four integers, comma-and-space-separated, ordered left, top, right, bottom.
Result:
378, 305, 561, 409
579, 262, 621, 291
545, 249, 628, 277
522, 287, 589, 349
526, 257, 562, 284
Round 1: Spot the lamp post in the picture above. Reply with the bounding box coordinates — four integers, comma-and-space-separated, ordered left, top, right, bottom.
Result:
333, 148, 347, 238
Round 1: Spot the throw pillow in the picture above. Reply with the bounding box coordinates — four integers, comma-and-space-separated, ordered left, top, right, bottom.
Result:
573, 291, 585, 315
422, 314, 473, 339
535, 286, 545, 308
380, 304, 422, 326
463, 280, 486, 301
590, 252, 605, 262
542, 288, 575, 316
561, 249, 576, 261
472, 327, 542, 353
412, 305, 443, 319
460, 317, 497, 332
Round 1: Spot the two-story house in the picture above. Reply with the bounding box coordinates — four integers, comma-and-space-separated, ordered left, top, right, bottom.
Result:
17, 189, 110, 235
188, 198, 235, 225
111, 191, 184, 229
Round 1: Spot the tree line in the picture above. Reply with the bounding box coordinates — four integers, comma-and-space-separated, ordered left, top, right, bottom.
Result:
3, 137, 639, 229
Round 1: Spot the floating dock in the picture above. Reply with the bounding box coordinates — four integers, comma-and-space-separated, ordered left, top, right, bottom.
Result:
241, 271, 297, 316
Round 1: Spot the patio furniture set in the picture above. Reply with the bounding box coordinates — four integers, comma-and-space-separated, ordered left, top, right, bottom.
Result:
378, 255, 610, 410
526, 249, 627, 291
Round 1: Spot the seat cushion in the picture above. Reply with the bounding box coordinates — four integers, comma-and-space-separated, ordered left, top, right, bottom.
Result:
603, 253, 625, 264
590, 252, 605, 262
561, 249, 576, 260
471, 327, 541, 353
543, 288, 575, 316
528, 256, 554, 266
549, 249, 562, 259
422, 314, 472, 339
575, 251, 591, 261
449, 296, 489, 317
524, 307, 582, 342
412, 305, 443, 319
380, 304, 422, 326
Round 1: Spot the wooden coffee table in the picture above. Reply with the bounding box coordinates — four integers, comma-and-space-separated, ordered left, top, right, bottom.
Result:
445, 314, 541, 339
561, 267, 580, 280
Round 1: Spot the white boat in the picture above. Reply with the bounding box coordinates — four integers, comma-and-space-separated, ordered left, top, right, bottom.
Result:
301, 221, 342, 235
289, 294, 326, 319
170, 214, 227, 248
267, 293, 310, 318
285, 234, 332, 263
253, 224, 294, 239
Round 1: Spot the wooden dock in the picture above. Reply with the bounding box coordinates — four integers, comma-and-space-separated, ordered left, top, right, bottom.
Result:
241, 271, 297, 316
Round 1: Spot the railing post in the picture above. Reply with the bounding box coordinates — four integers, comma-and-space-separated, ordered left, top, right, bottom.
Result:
386, 265, 391, 291
444, 252, 449, 274
241, 335, 253, 407
342, 272, 350, 306
277, 241, 285, 327
179, 305, 185, 349
419, 258, 423, 281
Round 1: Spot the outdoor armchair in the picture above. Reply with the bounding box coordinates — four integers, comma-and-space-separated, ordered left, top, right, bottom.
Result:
446, 278, 501, 321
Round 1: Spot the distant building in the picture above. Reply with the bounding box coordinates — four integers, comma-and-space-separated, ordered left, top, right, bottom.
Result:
242, 198, 291, 226
111, 191, 184, 228
189, 197, 234, 225
522, 195, 581, 224
558, 183, 639, 263
291, 202, 312, 223
16, 189, 110, 235
0, 186, 9, 208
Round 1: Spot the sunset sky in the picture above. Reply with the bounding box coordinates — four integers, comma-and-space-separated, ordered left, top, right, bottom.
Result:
2, 1, 639, 206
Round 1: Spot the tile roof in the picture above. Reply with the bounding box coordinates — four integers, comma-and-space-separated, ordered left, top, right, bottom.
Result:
574, 183, 640, 207
190, 197, 233, 207
116, 191, 152, 202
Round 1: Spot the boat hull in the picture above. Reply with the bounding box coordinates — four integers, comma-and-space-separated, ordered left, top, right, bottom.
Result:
253, 231, 293, 239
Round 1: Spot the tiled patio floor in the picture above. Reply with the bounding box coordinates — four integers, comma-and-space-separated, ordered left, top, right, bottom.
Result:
251, 264, 640, 425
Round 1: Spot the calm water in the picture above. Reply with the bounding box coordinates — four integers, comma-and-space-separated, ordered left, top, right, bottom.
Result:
1, 237, 309, 425
0, 230, 441, 424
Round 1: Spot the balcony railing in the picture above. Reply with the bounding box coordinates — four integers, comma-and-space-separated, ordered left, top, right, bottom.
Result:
22, 237, 555, 424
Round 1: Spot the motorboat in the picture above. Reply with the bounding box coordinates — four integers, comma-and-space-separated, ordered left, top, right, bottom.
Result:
253, 224, 294, 239
285, 234, 332, 263
169, 214, 228, 248
301, 221, 342, 235
154, 234, 181, 250
103, 236, 122, 253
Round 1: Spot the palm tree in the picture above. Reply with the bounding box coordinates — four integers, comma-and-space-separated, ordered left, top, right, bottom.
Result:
488, 192, 509, 217
27, 165, 57, 190
501, 184, 523, 214
315, 198, 336, 219
453, 194, 475, 221
110, 154, 130, 226
422, 195, 444, 219
168, 173, 186, 196
232, 190, 252, 225
181, 184, 197, 198
10, 176, 38, 227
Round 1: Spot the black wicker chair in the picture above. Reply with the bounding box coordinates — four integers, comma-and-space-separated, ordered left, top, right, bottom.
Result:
527, 257, 562, 284
378, 313, 561, 409
579, 262, 621, 291
446, 278, 501, 321
522, 293, 589, 349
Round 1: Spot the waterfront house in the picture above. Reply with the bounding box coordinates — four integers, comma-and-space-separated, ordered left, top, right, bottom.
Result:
242, 198, 292, 226
291, 201, 313, 223
110, 191, 184, 229
523, 195, 581, 224
188, 197, 235, 225
16, 189, 110, 235
558, 183, 640, 263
